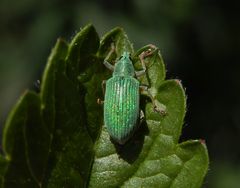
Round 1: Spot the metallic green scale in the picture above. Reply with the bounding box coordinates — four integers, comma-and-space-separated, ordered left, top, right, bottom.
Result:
104, 52, 140, 144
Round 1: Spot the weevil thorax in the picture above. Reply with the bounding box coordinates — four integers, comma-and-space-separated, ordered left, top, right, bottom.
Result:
113, 52, 135, 77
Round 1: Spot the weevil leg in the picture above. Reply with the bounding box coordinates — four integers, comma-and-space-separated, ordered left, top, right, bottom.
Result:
138, 109, 145, 126
135, 44, 158, 77
140, 110, 145, 120
97, 80, 107, 105
135, 70, 146, 77
103, 61, 114, 71
97, 98, 104, 105
101, 80, 107, 96
140, 85, 167, 115
103, 43, 115, 71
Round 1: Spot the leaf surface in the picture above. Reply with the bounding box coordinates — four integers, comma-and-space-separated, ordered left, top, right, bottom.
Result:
0, 24, 101, 188
89, 29, 208, 188
0, 25, 209, 188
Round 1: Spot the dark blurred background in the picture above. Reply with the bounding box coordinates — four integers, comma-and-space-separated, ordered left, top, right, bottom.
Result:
0, 0, 239, 187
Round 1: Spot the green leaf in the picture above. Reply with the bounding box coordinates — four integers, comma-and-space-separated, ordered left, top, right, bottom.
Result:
2, 91, 43, 187
172, 140, 209, 187
0, 24, 208, 188
43, 24, 99, 187
89, 35, 209, 187
66, 24, 100, 84
0, 24, 101, 188
97, 27, 134, 59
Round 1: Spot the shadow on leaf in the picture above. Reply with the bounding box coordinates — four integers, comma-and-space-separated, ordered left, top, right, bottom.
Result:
111, 119, 149, 164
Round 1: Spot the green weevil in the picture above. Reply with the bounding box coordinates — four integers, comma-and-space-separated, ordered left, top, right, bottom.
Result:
99, 44, 162, 144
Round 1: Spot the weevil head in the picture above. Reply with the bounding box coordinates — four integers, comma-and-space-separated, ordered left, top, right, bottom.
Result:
113, 52, 135, 77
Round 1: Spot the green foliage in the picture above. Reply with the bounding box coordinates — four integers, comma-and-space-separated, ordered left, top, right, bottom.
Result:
0, 24, 209, 187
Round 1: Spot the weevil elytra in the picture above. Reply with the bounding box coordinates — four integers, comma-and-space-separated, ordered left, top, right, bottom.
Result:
100, 44, 163, 144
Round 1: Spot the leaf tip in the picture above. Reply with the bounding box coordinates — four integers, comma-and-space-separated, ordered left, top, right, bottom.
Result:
111, 26, 124, 33
199, 139, 206, 145
174, 79, 183, 87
